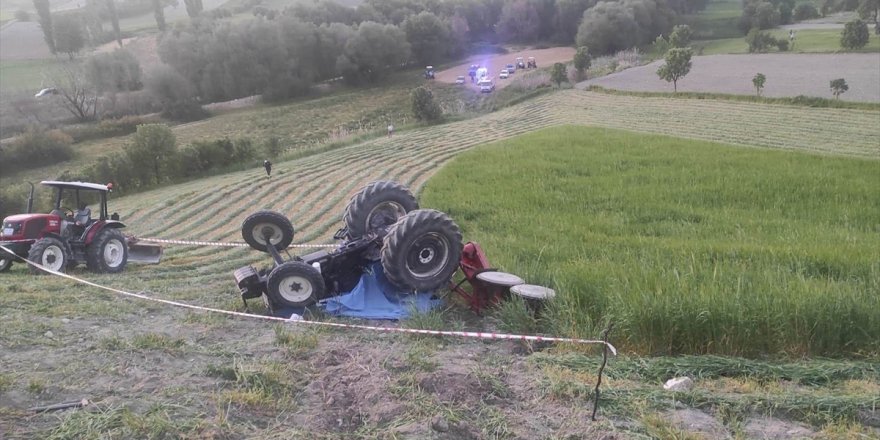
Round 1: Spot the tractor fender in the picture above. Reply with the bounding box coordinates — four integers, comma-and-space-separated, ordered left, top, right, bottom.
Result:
84, 220, 126, 244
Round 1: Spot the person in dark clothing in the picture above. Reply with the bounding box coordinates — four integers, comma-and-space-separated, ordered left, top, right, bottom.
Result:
263, 159, 272, 177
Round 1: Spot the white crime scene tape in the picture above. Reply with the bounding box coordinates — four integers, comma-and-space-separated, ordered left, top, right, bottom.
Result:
0, 244, 616, 355
134, 237, 336, 249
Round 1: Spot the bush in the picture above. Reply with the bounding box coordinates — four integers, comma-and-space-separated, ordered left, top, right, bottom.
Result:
841, 19, 870, 49
125, 124, 177, 185
411, 86, 442, 122
793, 3, 820, 20
746, 28, 779, 52
145, 66, 206, 122
0, 127, 74, 173
85, 49, 143, 94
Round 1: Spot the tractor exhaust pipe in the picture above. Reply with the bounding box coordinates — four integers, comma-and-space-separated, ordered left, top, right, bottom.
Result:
25, 182, 34, 213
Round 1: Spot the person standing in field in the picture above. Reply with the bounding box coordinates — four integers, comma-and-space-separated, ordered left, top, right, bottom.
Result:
387, 124, 394, 138
263, 159, 272, 177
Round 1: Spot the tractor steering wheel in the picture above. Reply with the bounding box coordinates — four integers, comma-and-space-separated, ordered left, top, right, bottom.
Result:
60, 207, 74, 218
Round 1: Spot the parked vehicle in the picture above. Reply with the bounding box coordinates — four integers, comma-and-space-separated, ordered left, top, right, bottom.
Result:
499, 69, 509, 79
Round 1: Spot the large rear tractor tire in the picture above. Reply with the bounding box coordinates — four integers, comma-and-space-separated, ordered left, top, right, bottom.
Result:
242, 210, 294, 253
381, 209, 462, 292
87, 228, 129, 273
266, 261, 326, 308
344, 181, 418, 238
0, 256, 12, 272
27, 237, 68, 275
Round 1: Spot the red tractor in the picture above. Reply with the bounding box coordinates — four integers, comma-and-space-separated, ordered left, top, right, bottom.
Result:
0, 181, 162, 274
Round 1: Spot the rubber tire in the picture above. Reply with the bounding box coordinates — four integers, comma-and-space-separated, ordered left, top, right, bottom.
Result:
381, 209, 462, 292
27, 237, 68, 275
0, 257, 12, 272
241, 210, 294, 253
343, 181, 418, 238
87, 228, 129, 273
266, 261, 326, 308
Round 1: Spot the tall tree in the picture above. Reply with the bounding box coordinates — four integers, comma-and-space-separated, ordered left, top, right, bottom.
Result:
106, 0, 122, 46
54, 14, 86, 59
152, 0, 166, 31
496, 0, 541, 42
656, 47, 692, 92
33, 0, 56, 54
403, 12, 450, 65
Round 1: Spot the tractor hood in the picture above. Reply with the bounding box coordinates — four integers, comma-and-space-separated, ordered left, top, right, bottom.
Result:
3, 213, 59, 225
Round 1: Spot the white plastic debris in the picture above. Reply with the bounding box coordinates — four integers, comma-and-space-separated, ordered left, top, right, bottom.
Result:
663, 377, 694, 392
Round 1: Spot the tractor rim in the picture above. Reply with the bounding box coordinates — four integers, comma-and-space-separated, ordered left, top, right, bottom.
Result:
252, 223, 283, 246
278, 275, 313, 303
405, 232, 450, 279
41, 245, 64, 271
367, 201, 407, 231
103, 238, 125, 268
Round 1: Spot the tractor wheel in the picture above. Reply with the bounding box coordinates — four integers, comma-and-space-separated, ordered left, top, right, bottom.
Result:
344, 181, 418, 239
0, 256, 12, 272
87, 228, 128, 273
381, 209, 462, 292
242, 210, 294, 253
27, 237, 68, 274
266, 261, 325, 308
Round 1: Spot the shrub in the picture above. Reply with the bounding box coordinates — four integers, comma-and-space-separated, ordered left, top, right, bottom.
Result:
124, 124, 177, 185
793, 3, 820, 20
85, 49, 143, 94
411, 86, 442, 122
830, 78, 849, 99
145, 66, 206, 122
752, 72, 767, 96
573, 46, 592, 79
746, 28, 778, 52
0, 127, 74, 173
841, 19, 870, 49
550, 62, 568, 87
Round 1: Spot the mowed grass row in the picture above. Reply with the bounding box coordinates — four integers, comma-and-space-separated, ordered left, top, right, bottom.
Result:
421, 125, 879, 356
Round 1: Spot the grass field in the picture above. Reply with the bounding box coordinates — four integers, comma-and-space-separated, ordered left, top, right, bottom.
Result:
687, 0, 743, 40
421, 125, 880, 356
697, 29, 880, 54
0, 59, 56, 93
2, 89, 879, 437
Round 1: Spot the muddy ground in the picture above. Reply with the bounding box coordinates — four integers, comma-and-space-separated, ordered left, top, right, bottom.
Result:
578, 53, 880, 102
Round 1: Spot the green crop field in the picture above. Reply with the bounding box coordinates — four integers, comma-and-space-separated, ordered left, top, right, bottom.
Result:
0, 59, 57, 93
698, 29, 880, 55
421, 125, 880, 356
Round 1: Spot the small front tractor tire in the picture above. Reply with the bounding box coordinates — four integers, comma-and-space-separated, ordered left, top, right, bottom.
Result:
28, 237, 68, 274
87, 228, 129, 273
242, 210, 294, 253
0, 256, 12, 272
344, 181, 419, 238
266, 261, 326, 308
381, 209, 462, 292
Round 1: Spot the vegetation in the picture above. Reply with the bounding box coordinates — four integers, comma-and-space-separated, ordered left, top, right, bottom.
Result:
656, 47, 693, 92
587, 85, 880, 110
669, 23, 694, 47
793, 2, 820, 20
696, 28, 880, 54
830, 78, 849, 99
421, 125, 880, 356
550, 62, 568, 87
32, 0, 55, 54
0, 127, 74, 174
841, 19, 871, 49
573, 46, 592, 80
745, 28, 789, 52
53, 14, 86, 59
752, 72, 766, 96
410, 86, 442, 122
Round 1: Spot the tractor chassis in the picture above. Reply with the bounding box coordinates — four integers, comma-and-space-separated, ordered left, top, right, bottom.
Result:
234, 230, 382, 311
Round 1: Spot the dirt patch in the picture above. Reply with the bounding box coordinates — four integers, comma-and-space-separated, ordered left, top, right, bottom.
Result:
434, 46, 575, 90
744, 416, 816, 439
579, 53, 880, 102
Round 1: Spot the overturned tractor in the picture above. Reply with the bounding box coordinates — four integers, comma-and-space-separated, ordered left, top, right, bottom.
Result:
234, 181, 462, 310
